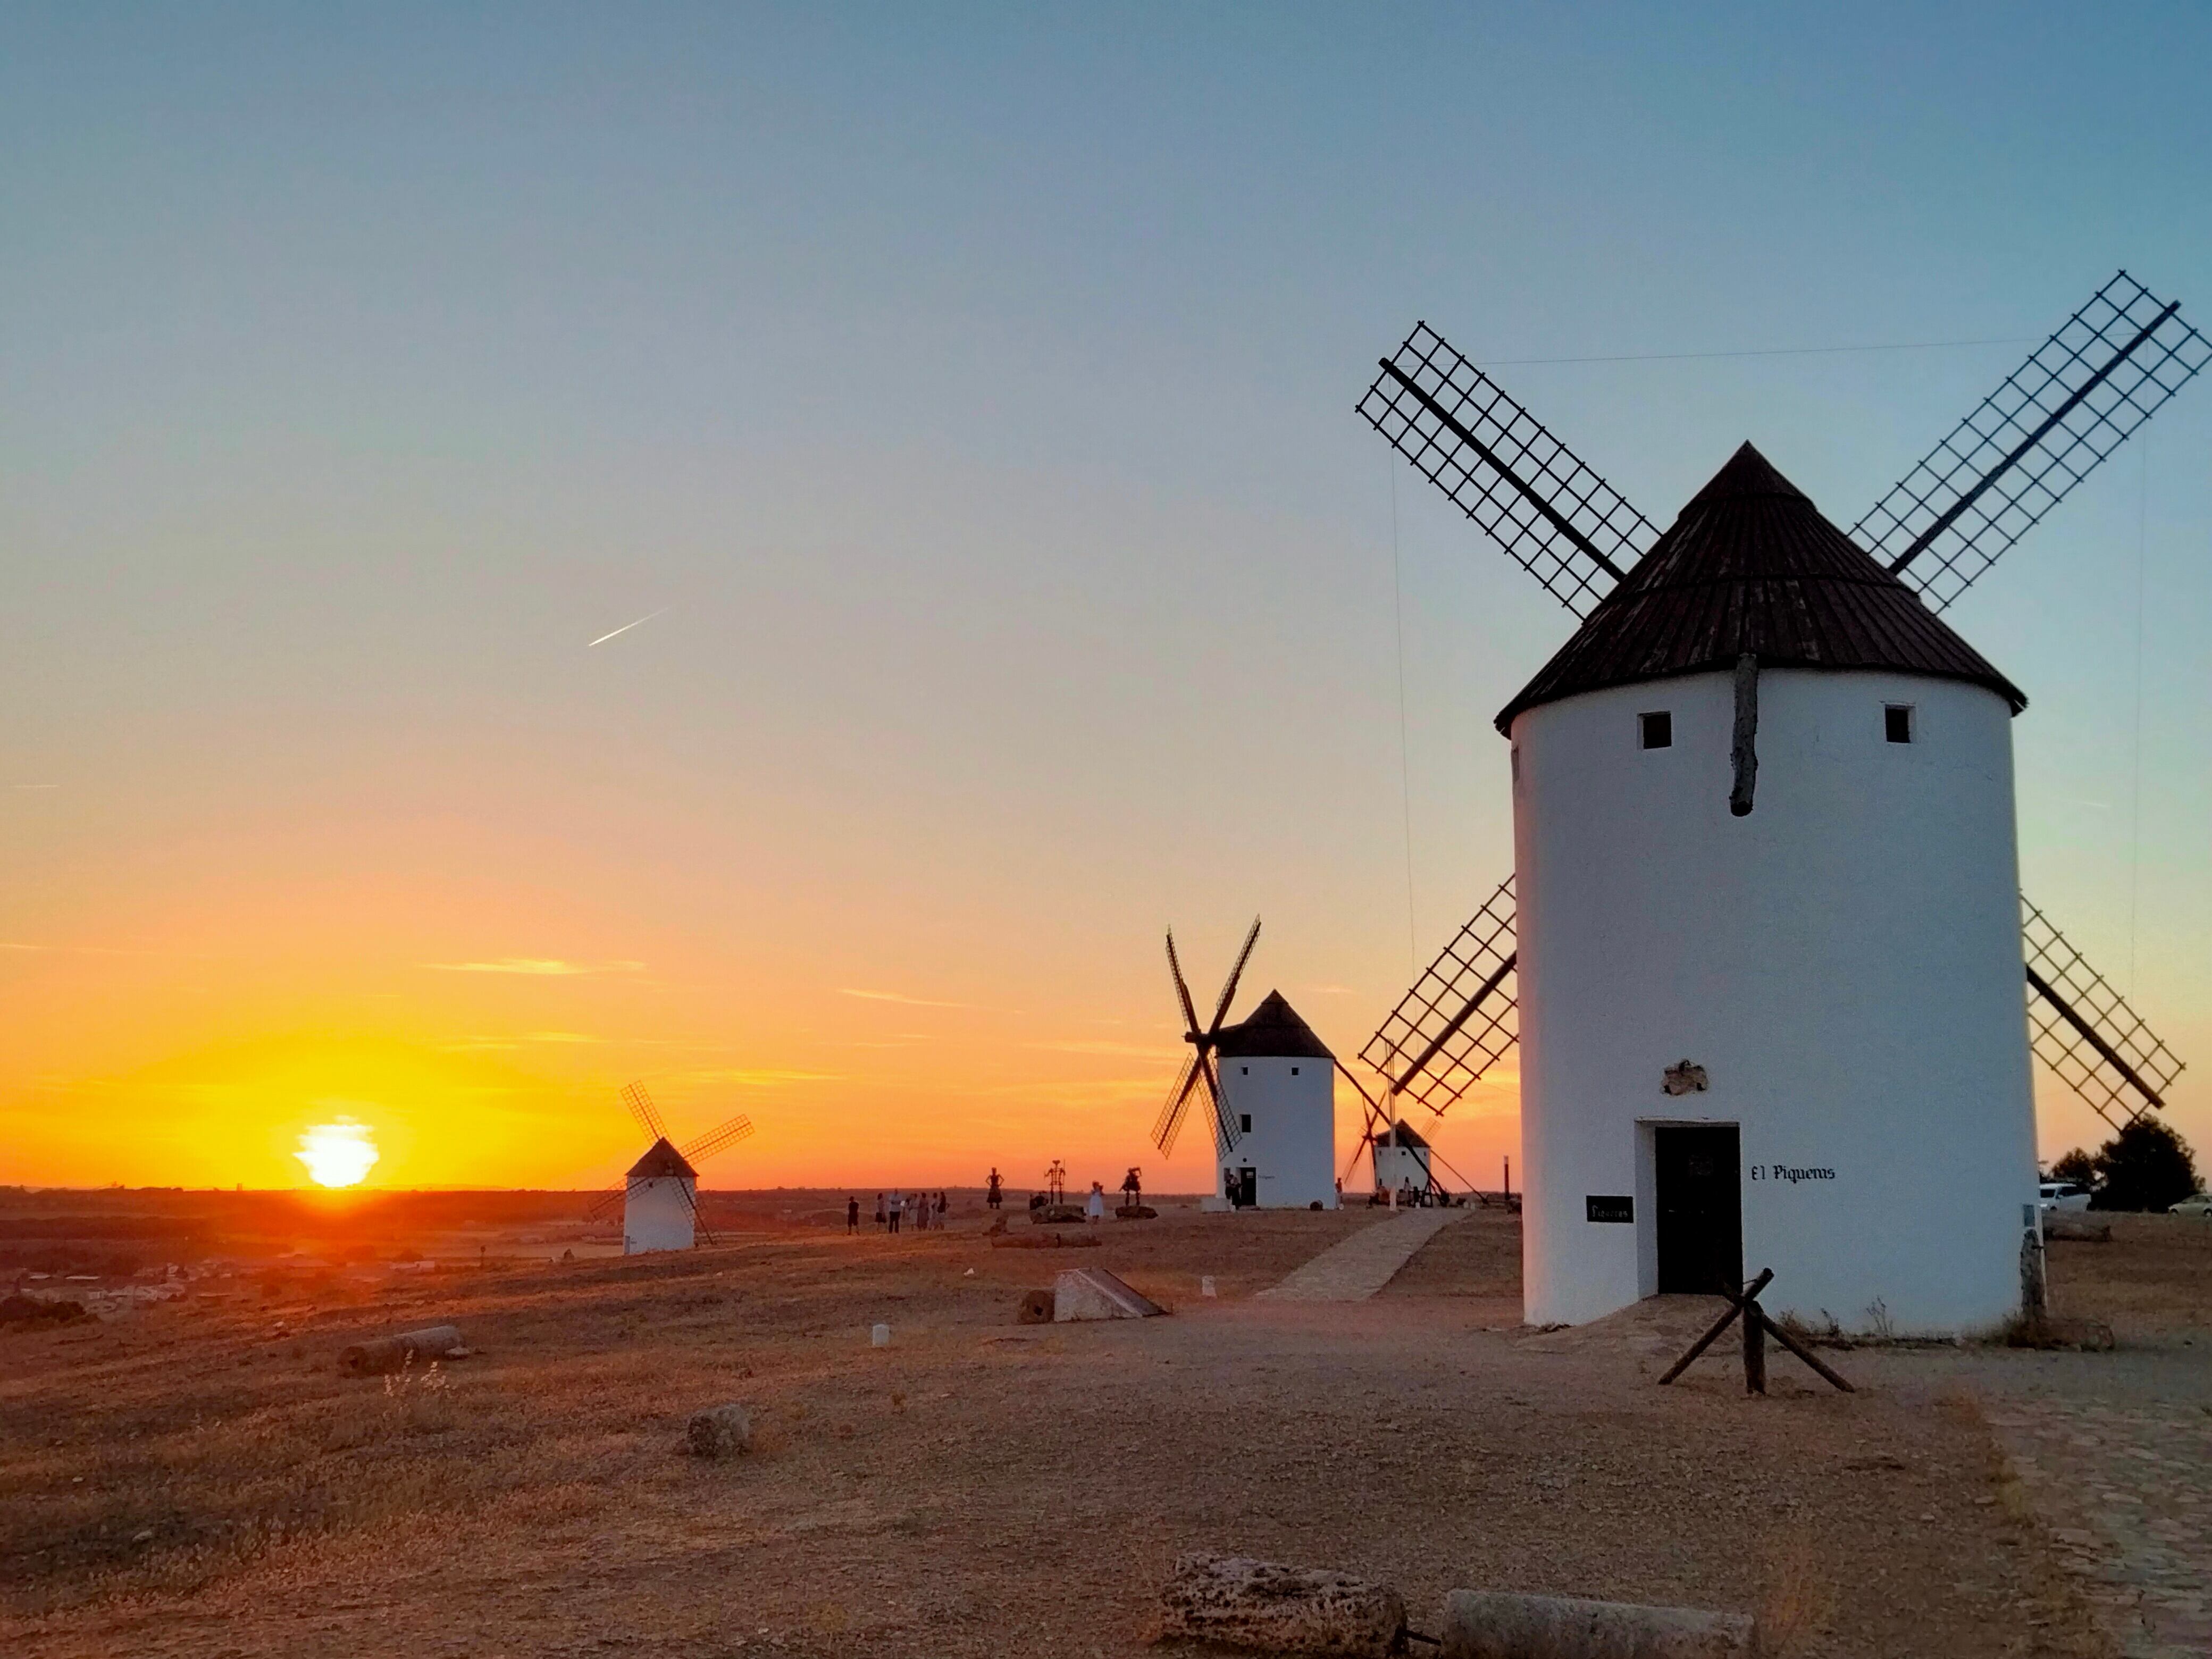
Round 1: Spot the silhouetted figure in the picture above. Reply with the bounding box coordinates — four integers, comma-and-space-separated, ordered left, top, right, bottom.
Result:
874, 1192, 886, 1229
1121, 1167, 1142, 1208
987, 1168, 1004, 1210
847, 1196, 860, 1234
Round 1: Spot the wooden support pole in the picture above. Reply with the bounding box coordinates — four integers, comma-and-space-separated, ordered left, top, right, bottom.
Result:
1742, 1297, 1767, 1395
1755, 1309, 1856, 1393
1729, 653, 1759, 817
1657, 1269, 1771, 1385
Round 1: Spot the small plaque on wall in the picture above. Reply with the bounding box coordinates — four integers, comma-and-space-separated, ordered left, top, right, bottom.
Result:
1586, 1195, 1633, 1224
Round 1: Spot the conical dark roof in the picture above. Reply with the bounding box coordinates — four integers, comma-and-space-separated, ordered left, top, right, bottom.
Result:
626, 1136, 697, 1180
1495, 443, 2026, 735
1213, 990, 1335, 1060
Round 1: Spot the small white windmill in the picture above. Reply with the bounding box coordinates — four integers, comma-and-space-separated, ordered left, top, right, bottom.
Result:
1154, 918, 1341, 1210
1355, 272, 2201, 1335
588, 1082, 754, 1254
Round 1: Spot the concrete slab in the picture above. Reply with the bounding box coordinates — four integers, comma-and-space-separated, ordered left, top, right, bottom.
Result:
1053, 1266, 1165, 1321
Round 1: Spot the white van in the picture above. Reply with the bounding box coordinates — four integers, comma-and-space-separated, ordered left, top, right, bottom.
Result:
2038, 1181, 2092, 1213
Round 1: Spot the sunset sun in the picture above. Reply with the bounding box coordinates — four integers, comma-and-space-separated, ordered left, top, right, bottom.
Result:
295, 1119, 380, 1188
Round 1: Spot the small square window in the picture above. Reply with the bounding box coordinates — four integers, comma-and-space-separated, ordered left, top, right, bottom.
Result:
1885, 705, 1914, 744
1239, 1114, 1252, 1134
1290, 1066, 1300, 1075
1639, 710, 1672, 749
1240, 1065, 1249, 1075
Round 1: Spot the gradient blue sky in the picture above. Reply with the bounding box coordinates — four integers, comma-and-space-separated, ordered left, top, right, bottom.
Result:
3, 4, 2207, 1188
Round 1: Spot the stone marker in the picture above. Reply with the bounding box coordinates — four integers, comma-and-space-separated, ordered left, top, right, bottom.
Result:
338, 1324, 466, 1377
1017, 1288, 1054, 1324
1158, 1552, 1407, 1656
686, 1403, 752, 1459
871, 1323, 890, 1346
1053, 1266, 1164, 1322
1440, 1590, 1755, 1659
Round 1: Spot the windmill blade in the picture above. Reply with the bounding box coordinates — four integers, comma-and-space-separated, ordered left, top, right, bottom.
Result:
1361, 876, 1520, 1116
584, 1179, 626, 1220
1153, 1053, 1203, 1157
1197, 1051, 1240, 1153
1855, 272, 2211, 612
1359, 323, 1660, 617
2021, 894, 2185, 1131
621, 1080, 670, 1144
1209, 916, 1262, 1035
680, 1115, 755, 1166
1164, 929, 1204, 1039
675, 1177, 718, 1249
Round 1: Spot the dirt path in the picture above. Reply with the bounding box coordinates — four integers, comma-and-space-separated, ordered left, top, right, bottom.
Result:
1256, 1205, 1465, 1301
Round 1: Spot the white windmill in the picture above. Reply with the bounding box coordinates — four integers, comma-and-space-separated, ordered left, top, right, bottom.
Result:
1153, 919, 1340, 1210
588, 1082, 755, 1254
1356, 272, 2201, 1336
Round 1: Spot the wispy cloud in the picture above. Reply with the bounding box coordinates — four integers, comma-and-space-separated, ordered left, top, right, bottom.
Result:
677, 1067, 840, 1086
587, 607, 669, 648
837, 987, 967, 1009
423, 958, 644, 976
526, 1030, 606, 1044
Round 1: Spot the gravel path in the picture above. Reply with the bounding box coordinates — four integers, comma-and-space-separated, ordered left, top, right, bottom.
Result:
1255, 1205, 1465, 1301
1981, 1380, 2212, 1658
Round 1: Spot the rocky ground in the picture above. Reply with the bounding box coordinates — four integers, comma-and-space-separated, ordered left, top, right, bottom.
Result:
2, 1198, 2203, 1657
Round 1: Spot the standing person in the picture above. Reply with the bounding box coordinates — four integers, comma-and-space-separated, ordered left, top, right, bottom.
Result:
889, 1191, 903, 1235
937, 1190, 949, 1227
874, 1192, 886, 1229
847, 1196, 860, 1234
1121, 1167, 1141, 1210
986, 1168, 1003, 1210
1085, 1180, 1106, 1224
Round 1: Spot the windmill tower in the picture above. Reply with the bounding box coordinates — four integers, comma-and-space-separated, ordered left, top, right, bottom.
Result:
1154, 919, 1339, 1210
589, 1082, 755, 1254
1356, 273, 2201, 1336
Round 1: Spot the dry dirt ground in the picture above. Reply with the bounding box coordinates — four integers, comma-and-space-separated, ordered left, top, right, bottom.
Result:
4, 1197, 2206, 1658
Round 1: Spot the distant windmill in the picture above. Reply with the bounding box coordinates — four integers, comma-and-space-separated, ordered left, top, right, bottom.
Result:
588, 1082, 754, 1254
1155, 918, 1341, 1209
1354, 271, 2201, 1333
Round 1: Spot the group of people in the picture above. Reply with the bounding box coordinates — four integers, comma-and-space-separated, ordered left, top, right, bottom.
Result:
841, 1166, 1142, 1234
848, 1189, 949, 1234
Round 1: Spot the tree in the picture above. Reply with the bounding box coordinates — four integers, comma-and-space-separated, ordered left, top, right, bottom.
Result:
2088, 1118, 2200, 1213
2048, 1147, 2097, 1185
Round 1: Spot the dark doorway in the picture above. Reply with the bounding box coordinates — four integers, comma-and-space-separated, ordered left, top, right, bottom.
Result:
1229, 1167, 1258, 1208
1654, 1126, 1742, 1294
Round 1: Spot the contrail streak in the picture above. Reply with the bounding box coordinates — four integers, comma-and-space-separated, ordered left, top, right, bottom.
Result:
588, 608, 669, 648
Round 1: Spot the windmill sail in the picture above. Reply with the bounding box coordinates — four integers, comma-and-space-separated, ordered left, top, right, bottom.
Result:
2021, 894, 2185, 1131
1855, 271, 2210, 613
680, 1115, 755, 1166
1153, 1051, 1235, 1159
1359, 323, 1660, 616
1152, 923, 1252, 1158
622, 1080, 671, 1144
1361, 877, 1520, 1115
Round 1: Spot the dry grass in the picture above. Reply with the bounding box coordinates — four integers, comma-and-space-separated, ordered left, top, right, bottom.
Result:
0, 1199, 2173, 1658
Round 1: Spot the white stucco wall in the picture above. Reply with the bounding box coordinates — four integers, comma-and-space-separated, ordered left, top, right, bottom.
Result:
1218, 1056, 1338, 1208
1372, 1139, 1431, 1195
1510, 666, 2038, 1335
624, 1176, 697, 1253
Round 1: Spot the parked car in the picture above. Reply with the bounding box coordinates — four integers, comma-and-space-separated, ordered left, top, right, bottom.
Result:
2039, 1181, 2093, 1213
2167, 1192, 2212, 1218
